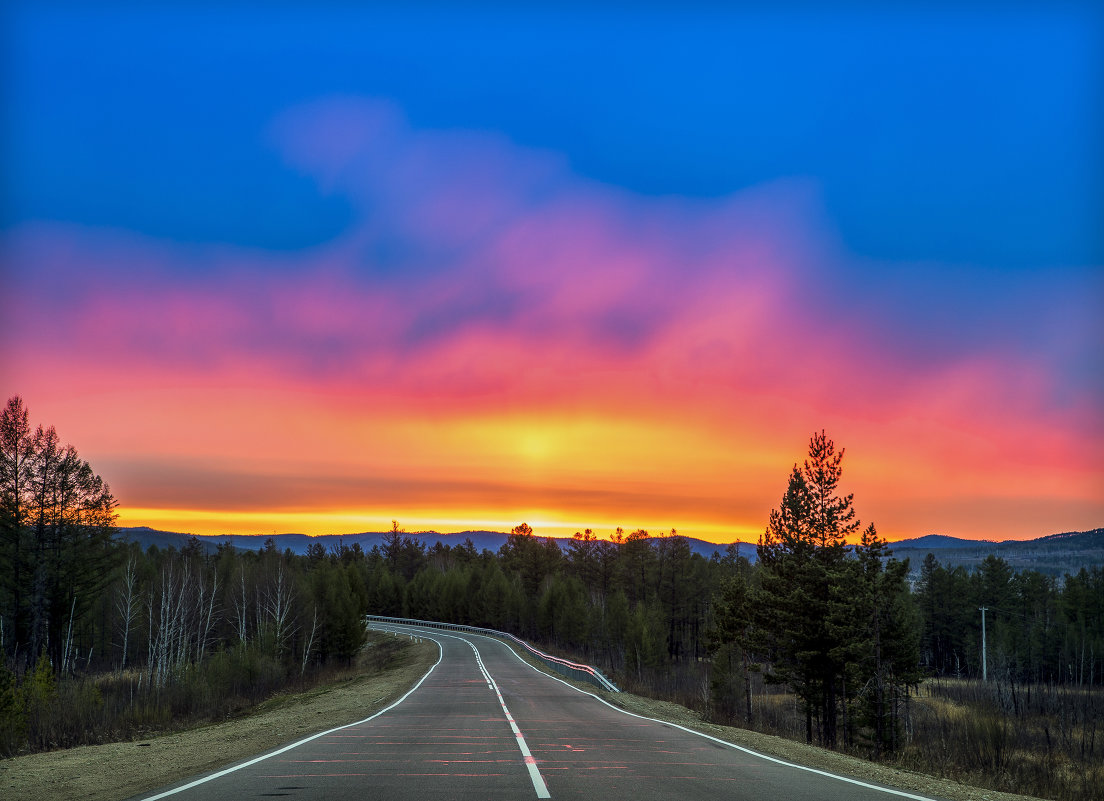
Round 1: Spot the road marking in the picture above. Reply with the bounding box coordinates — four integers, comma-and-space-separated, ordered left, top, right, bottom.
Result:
475, 647, 552, 799
385, 623, 939, 801
376, 624, 552, 799
497, 635, 939, 801
135, 638, 445, 801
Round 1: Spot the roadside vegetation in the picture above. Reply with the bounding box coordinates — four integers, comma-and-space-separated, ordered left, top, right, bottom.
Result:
907, 678, 1101, 800
1, 630, 409, 756
0, 396, 374, 756
1, 634, 436, 801
2, 395, 1101, 799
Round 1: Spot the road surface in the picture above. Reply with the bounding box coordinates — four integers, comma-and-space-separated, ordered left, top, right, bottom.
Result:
132, 622, 942, 801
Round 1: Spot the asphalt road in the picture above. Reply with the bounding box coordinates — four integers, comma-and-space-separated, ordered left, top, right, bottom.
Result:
132, 623, 944, 801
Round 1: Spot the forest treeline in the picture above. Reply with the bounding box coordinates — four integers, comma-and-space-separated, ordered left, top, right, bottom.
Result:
1, 396, 377, 754
2, 397, 1102, 769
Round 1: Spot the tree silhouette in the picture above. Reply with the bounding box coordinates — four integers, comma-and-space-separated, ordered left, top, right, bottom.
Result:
1, 396, 119, 670
756, 431, 861, 747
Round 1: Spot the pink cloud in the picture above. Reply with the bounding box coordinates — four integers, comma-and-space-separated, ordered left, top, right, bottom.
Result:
3, 96, 1100, 540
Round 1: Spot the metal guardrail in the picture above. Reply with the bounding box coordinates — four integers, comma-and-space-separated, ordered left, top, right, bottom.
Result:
365, 614, 619, 693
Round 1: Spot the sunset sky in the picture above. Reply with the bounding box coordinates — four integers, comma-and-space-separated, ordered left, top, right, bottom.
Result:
2, 4, 1101, 543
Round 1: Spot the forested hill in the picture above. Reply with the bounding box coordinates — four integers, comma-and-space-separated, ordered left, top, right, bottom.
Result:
888, 528, 1104, 577
118, 526, 1103, 575
117, 527, 513, 556
116, 527, 757, 561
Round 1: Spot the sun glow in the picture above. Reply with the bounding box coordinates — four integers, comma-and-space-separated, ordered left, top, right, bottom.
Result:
6, 85, 1100, 547
115, 505, 767, 544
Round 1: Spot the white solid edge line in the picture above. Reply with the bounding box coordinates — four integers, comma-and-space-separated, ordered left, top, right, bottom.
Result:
378, 625, 552, 799
386, 623, 941, 801
135, 636, 445, 801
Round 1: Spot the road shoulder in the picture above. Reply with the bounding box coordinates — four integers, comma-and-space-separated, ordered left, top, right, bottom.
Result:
0, 639, 437, 801
484, 634, 1041, 801
594, 687, 1044, 801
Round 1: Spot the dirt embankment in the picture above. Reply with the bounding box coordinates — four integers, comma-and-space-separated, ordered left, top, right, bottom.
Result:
3, 634, 1042, 801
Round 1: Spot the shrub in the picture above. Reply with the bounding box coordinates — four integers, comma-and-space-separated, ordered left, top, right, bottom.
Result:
0, 660, 26, 756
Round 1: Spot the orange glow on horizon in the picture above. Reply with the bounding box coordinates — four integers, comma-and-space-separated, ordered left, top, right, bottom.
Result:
17, 357, 1097, 548
115, 496, 1098, 545
115, 506, 767, 545
8, 189, 1101, 549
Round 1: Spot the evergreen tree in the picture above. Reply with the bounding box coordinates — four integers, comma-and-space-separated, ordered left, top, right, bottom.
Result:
311, 562, 367, 662
655, 531, 694, 661
755, 431, 861, 747
914, 554, 974, 676
853, 524, 921, 755
1060, 567, 1104, 685
619, 529, 654, 607
604, 589, 630, 669
478, 561, 513, 629
0, 396, 34, 660
0, 658, 24, 755
566, 529, 599, 598
709, 569, 756, 724
0, 397, 119, 670
624, 600, 665, 679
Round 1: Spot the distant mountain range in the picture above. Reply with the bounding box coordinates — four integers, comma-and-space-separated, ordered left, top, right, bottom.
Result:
886, 528, 1104, 577
115, 525, 1103, 577
115, 526, 752, 561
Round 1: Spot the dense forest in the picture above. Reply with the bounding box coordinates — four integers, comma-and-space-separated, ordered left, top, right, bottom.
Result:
2, 396, 1102, 794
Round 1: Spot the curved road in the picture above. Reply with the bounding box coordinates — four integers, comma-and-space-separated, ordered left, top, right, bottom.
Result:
133, 622, 943, 801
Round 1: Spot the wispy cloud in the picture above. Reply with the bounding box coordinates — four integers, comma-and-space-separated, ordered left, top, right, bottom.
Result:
4, 96, 1100, 540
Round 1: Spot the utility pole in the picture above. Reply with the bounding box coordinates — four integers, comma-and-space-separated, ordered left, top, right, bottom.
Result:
979, 606, 988, 681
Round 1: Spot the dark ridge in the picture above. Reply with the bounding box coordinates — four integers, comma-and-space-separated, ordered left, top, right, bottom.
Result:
116, 526, 1103, 576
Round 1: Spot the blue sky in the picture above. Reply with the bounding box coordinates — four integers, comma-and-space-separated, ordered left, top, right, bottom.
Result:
3, 4, 1101, 541
6, 4, 1101, 266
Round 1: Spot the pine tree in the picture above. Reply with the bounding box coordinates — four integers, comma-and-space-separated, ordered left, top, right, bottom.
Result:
619, 529, 654, 607
566, 529, 599, 597
755, 431, 861, 747
0, 658, 25, 755
709, 569, 756, 724
853, 524, 921, 755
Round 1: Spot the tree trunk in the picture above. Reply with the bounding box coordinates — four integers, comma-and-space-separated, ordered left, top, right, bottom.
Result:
743, 648, 753, 724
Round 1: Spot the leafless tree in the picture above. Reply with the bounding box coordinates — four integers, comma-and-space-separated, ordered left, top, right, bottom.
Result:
114, 555, 139, 669
301, 605, 319, 676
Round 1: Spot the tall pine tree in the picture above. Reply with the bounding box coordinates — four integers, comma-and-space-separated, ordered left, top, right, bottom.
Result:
755, 431, 860, 747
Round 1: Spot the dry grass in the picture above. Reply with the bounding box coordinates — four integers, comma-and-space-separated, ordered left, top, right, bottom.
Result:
5, 637, 1099, 801
899, 678, 1102, 801
0, 636, 437, 801
594, 683, 1043, 801
628, 667, 1102, 801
